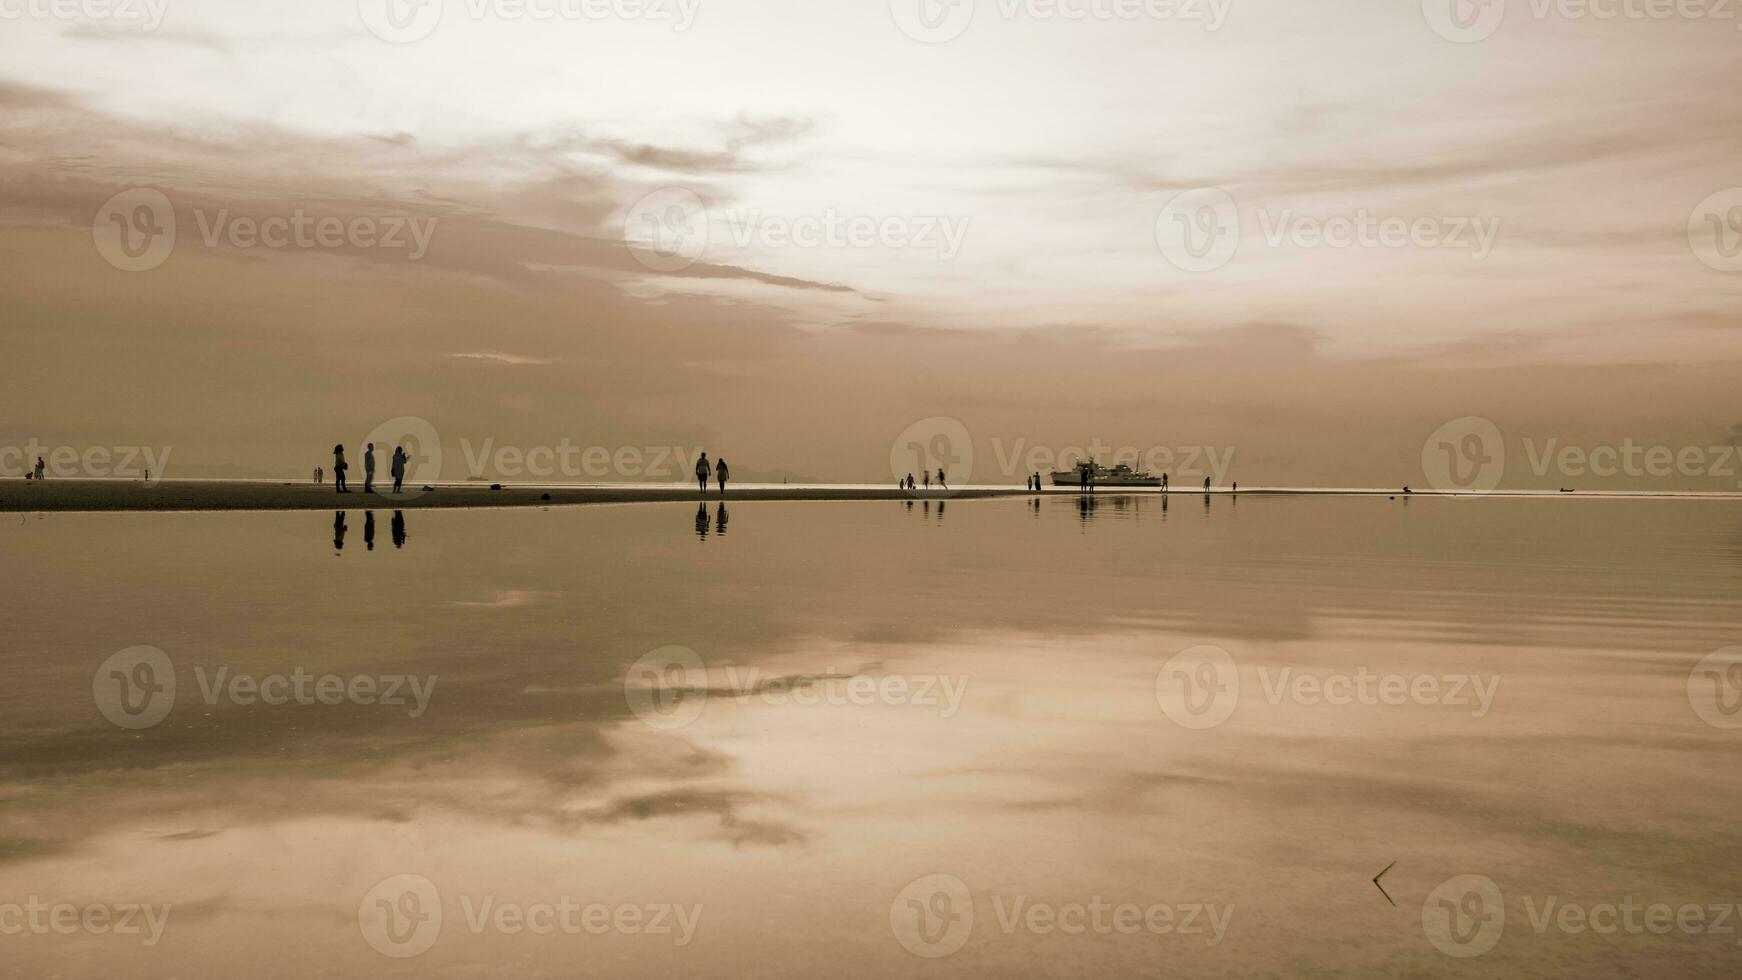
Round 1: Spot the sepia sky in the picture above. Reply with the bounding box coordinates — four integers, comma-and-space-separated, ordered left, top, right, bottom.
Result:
3, 0, 1740, 487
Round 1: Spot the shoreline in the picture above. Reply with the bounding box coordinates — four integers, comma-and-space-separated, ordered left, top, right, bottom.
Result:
1, 480, 1739, 513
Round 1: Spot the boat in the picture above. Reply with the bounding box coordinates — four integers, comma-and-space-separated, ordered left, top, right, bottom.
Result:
1049, 462, 1162, 488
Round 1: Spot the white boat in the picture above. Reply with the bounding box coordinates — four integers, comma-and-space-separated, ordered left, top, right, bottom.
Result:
1049, 462, 1161, 488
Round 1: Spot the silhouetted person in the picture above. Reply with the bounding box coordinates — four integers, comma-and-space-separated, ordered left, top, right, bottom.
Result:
1080, 463, 1089, 493
33, 457, 45, 480
924, 471, 931, 490
333, 511, 348, 550
1203, 477, 1211, 492
937, 468, 947, 490
333, 444, 350, 493
1233, 481, 1239, 493
315, 467, 323, 485
1403, 486, 1413, 494
364, 511, 376, 551
1034, 471, 1042, 492
696, 453, 711, 494
907, 474, 916, 491
695, 501, 710, 539
363, 442, 377, 493
716, 458, 730, 495
391, 446, 407, 494
1162, 473, 1169, 493
392, 510, 407, 549
715, 503, 729, 535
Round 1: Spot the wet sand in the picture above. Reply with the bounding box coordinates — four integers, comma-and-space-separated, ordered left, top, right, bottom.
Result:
0, 480, 1039, 512
4, 480, 1734, 512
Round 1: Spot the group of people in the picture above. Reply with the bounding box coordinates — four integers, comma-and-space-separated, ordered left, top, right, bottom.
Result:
900, 469, 948, 491
695, 453, 730, 494
320, 444, 409, 494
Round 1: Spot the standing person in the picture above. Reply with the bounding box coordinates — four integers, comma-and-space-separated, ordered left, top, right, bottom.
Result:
716, 458, 730, 495
1034, 472, 1042, 492
1161, 473, 1169, 493
315, 467, 323, 485
333, 445, 350, 493
390, 446, 407, 495
1079, 463, 1090, 493
1204, 477, 1211, 492
695, 452, 711, 494
33, 456, 45, 480
905, 473, 915, 491
363, 443, 377, 494
1233, 481, 1239, 493
937, 468, 947, 490
923, 471, 931, 491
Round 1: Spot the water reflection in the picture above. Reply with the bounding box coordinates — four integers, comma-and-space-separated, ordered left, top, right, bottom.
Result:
5, 498, 1742, 977
364, 511, 375, 551
392, 510, 407, 549
332, 510, 347, 551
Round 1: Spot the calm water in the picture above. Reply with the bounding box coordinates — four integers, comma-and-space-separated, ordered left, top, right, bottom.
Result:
3, 496, 1741, 977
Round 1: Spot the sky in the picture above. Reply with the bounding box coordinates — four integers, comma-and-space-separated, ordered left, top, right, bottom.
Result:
2, 0, 1740, 488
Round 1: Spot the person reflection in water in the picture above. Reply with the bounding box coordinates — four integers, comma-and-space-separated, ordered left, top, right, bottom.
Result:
364, 511, 376, 551
392, 510, 407, 549
715, 503, 729, 535
333, 511, 348, 551
695, 501, 710, 539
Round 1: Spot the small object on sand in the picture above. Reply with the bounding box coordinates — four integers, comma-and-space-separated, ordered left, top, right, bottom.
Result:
490, 483, 503, 491
421, 485, 435, 492
540, 492, 552, 501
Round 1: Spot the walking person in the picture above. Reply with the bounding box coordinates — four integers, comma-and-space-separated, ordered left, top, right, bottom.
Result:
695, 452, 711, 494
937, 468, 947, 490
333, 445, 350, 493
716, 457, 730, 495
363, 443, 377, 494
923, 471, 931, 491
390, 446, 407, 495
